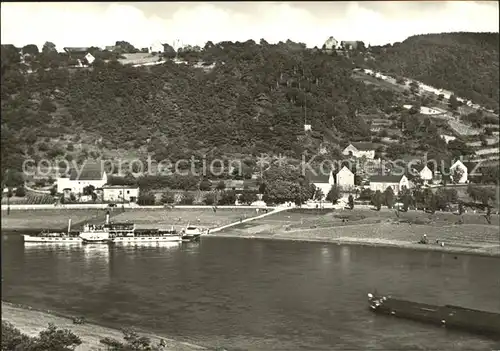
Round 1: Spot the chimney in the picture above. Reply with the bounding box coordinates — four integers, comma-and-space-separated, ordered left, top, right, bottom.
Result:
67, 218, 72, 234
106, 211, 110, 224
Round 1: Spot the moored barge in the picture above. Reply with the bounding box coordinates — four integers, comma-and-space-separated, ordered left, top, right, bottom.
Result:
368, 293, 500, 338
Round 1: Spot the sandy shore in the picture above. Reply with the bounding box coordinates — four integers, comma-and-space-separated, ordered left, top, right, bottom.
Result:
1, 302, 207, 351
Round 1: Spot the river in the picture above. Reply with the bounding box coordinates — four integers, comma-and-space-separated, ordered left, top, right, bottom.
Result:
2, 232, 500, 350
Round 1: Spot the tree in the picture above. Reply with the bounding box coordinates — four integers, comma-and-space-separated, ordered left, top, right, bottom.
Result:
371, 190, 383, 210
400, 188, 412, 211
50, 186, 57, 196
451, 167, 464, 184
348, 194, 354, 209
100, 328, 165, 351
179, 191, 194, 205
15, 186, 26, 197
42, 41, 57, 54
326, 185, 341, 204
199, 178, 212, 191
448, 94, 459, 110
383, 186, 395, 208
313, 187, 324, 201
239, 192, 258, 205
22, 44, 39, 56
161, 191, 175, 204
203, 192, 217, 205
423, 188, 436, 213
138, 192, 155, 206
2, 321, 82, 351
216, 180, 226, 191
219, 190, 237, 205
82, 185, 95, 196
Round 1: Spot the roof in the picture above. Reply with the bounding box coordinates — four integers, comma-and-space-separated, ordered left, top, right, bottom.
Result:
69, 163, 106, 181
64, 47, 89, 53
102, 185, 139, 189
348, 142, 378, 151
333, 165, 355, 175
369, 174, 406, 183
306, 170, 331, 183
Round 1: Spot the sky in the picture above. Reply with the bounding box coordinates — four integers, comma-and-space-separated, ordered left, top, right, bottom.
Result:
1, 1, 499, 51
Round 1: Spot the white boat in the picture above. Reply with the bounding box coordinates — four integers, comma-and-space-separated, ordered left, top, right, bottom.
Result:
23, 232, 82, 243
23, 219, 82, 243
80, 212, 182, 244
181, 225, 209, 242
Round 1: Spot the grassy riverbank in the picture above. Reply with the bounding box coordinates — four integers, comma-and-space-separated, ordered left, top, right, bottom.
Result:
1, 208, 260, 232
213, 209, 500, 257
1, 302, 206, 351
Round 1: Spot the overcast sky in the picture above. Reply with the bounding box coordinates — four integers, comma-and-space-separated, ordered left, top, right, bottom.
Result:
1, 1, 499, 50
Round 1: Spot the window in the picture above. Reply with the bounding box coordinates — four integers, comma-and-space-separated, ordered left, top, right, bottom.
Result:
127, 190, 130, 194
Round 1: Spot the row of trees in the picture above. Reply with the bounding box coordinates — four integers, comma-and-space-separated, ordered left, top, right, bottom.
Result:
1, 320, 177, 351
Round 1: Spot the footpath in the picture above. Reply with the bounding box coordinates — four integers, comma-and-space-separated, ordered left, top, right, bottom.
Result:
209, 205, 292, 233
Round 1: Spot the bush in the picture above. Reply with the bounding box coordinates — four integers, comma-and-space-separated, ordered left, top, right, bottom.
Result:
161, 191, 175, 204
15, 186, 26, 197
203, 192, 217, 205
218, 190, 237, 205
179, 191, 194, 205
2, 321, 82, 351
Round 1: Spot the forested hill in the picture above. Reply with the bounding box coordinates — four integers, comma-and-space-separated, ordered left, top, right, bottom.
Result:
1, 40, 400, 174
365, 32, 499, 111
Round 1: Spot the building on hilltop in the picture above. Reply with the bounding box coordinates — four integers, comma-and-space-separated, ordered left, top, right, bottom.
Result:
342, 142, 377, 159
340, 41, 365, 50
322, 36, 340, 51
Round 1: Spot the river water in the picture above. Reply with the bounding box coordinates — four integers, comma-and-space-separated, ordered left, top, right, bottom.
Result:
2, 232, 500, 350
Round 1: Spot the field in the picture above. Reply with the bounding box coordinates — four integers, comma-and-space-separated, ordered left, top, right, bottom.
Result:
0, 208, 260, 232
109, 208, 259, 230
215, 208, 500, 256
1, 209, 107, 231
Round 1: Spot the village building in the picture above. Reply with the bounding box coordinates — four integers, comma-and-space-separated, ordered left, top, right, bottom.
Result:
322, 36, 340, 51
449, 160, 469, 184
342, 142, 377, 159
369, 174, 410, 195
57, 162, 107, 195
101, 185, 139, 203
333, 166, 355, 190
307, 170, 334, 200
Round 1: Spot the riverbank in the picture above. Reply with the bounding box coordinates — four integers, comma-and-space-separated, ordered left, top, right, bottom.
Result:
1, 301, 207, 351
1, 207, 263, 232
211, 208, 500, 257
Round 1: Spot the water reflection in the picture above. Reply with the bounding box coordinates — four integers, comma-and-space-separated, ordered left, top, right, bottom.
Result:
320, 246, 332, 265
340, 246, 351, 273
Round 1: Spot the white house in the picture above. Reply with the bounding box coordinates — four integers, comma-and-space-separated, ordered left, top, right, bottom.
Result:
419, 165, 433, 184
449, 160, 468, 184
334, 166, 355, 190
102, 185, 139, 203
84, 53, 95, 65
323, 36, 339, 50
149, 41, 165, 54
369, 174, 410, 195
440, 134, 456, 144
308, 170, 334, 200
57, 163, 107, 195
342, 142, 377, 159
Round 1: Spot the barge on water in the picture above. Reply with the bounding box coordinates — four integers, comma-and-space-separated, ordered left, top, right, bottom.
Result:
368, 293, 500, 339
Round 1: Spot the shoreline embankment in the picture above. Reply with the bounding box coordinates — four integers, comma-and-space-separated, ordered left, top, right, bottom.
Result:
1, 301, 207, 351
2, 206, 499, 257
